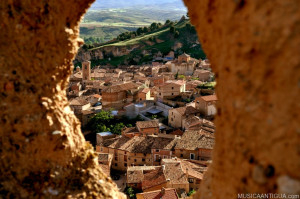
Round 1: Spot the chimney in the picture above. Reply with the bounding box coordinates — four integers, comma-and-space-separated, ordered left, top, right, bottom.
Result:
161, 187, 165, 196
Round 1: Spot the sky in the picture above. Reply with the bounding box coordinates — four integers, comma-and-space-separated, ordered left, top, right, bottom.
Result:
90, 0, 186, 10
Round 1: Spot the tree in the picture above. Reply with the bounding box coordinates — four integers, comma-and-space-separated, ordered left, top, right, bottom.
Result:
165, 19, 171, 25
175, 71, 179, 79
174, 30, 180, 38
150, 22, 158, 31
125, 187, 135, 199
86, 110, 113, 133
111, 123, 125, 135
143, 26, 149, 33
136, 27, 143, 35
170, 26, 175, 33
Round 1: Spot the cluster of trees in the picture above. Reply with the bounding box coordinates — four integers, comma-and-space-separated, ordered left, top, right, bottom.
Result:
170, 25, 180, 38
84, 110, 144, 135
117, 22, 164, 41
83, 37, 104, 45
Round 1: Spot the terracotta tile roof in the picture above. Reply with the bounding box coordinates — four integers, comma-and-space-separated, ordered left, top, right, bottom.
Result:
102, 82, 138, 93
92, 94, 101, 98
181, 160, 205, 180
69, 98, 89, 106
103, 136, 177, 154
200, 95, 217, 102
127, 169, 144, 183
122, 127, 139, 134
142, 167, 167, 190
137, 188, 178, 199
127, 166, 159, 184
175, 130, 214, 150
120, 136, 155, 153
170, 129, 184, 136
163, 161, 188, 185
101, 136, 131, 148
151, 137, 178, 150
173, 106, 200, 116
136, 120, 159, 129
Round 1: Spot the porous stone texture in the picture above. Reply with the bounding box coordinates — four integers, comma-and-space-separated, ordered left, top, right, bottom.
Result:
183, 0, 300, 198
0, 1, 124, 198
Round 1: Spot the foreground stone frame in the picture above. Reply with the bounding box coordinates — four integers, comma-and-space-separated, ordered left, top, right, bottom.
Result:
0, 0, 124, 198
0, 0, 299, 198
184, 0, 300, 198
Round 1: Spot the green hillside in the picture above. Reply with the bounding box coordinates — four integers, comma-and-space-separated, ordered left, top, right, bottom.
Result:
78, 19, 206, 67
80, 7, 187, 43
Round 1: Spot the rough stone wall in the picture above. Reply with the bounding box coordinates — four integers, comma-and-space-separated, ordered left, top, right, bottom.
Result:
0, 0, 124, 198
183, 0, 300, 198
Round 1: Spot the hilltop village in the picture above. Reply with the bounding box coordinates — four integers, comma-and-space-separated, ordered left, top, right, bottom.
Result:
67, 53, 217, 198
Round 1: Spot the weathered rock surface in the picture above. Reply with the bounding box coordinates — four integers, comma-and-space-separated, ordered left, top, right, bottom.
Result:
0, 0, 299, 198
0, 0, 124, 198
183, 0, 300, 198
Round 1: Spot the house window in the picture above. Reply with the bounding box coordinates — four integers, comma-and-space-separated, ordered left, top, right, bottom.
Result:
188, 178, 194, 183
142, 158, 145, 162
197, 101, 199, 104
171, 118, 173, 121
115, 163, 118, 167
85, 66, 87, 70
100, 147, 103, 152
124, 163, 127, 167
156, 149, 160, 152
172, 87, 174, 89
180, 154, 183, 157
196, 179, 201, 184
134, 159, 137, 162
172, 93, 174, 95
190, 153, 195, 160
159, 93, 161, 96
163, 155, 167, 159
115, 157, 118, 161
172, 112, 173, 115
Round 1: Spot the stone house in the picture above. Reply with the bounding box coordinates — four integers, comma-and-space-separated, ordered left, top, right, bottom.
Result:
101, 82, 141, 110
97, 135, 179, 172
195, 95, 218, 116
136, 120, 160, 136
166, 53, 199, 76
149, 76, 165, 87
174, 130, 214, 161
138, 88, 151, 102
151, 137, 178, 166
122, 120, 159, 137
193, 69, 211, 82
161, 159, 189, 193
181, 160, 207, 191
69, 98, 90, 115
168, 106, 200, 129
157, 80, 186, 100
97, 153, 113, 177
127, 166, 167, 192
81, 110, 95, 126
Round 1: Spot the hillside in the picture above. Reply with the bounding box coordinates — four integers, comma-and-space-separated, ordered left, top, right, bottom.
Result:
75, 19, 206, 67
80, 0, 187, 42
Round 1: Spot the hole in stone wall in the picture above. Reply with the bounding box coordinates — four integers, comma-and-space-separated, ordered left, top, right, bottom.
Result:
67, 0, 217, 196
